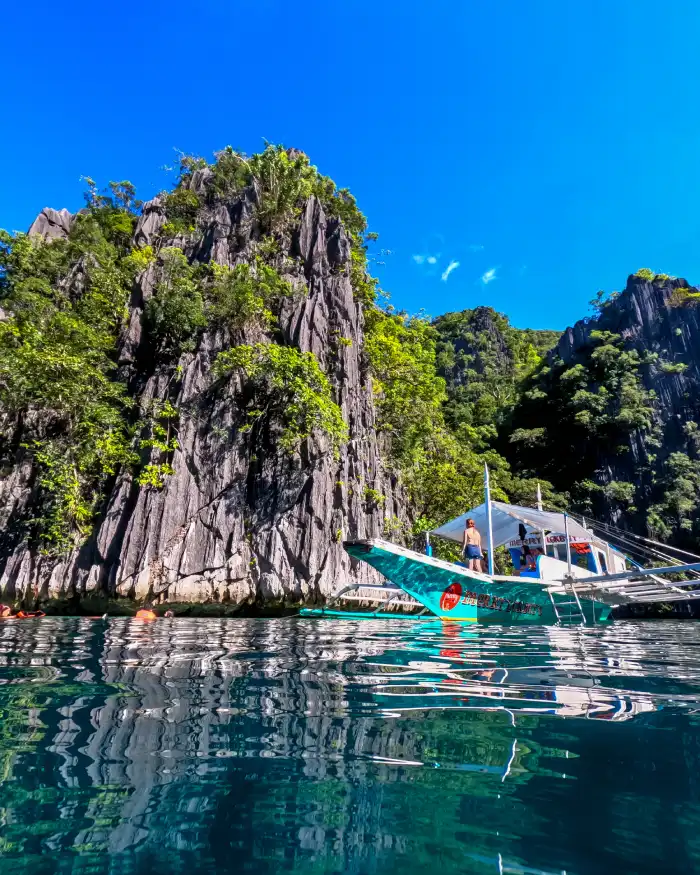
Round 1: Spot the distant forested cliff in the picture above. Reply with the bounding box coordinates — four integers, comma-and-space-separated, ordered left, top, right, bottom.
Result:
436, 275, 700, 556
1, 144, 698, 607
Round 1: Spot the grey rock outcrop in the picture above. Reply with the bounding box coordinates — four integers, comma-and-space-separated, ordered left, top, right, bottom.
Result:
0, 187, 407, 605
27, 206, 73, 240
554, 274, 700, 434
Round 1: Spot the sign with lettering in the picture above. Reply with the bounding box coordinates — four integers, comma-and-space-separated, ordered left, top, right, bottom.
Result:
460, 589, 543, 617
439, 582, 463, 611
507, 533, 592, 548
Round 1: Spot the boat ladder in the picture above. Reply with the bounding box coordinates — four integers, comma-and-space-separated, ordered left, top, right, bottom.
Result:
548, 577, 586, 625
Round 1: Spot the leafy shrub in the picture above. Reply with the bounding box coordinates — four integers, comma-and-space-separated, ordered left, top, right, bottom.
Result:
136, 400, 179, 489
509, 427, 546, 446
658, 360, 688, 375
206, 258, 293, 330
123, 245, 155, 275
589, 289, 620, 313
648, 452, 700, 538
162, 188, 200, 234
137, 462, 175, 489
634, 268, 656, 281
603, 480, 636, 504
248, 145, 317, 231
364, 308, 446, 466
213, 343, 347, 453
669, 287, 700, 308
209, 146, 251, 200
362, 485, 385, 508
81, 179, 141, 246
350, 247, 378, 305
143, 248, 206, 355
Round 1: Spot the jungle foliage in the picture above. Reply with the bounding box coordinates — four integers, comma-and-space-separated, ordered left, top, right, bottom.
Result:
361, 304, 562, 551
0, 192, 139, 553
505, 328, 657, 518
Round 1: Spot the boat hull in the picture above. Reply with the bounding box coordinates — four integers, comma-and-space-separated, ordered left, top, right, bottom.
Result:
339, 541, 612, 625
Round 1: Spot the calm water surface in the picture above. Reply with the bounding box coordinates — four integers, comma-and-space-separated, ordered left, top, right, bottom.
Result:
2, 617, 700, 874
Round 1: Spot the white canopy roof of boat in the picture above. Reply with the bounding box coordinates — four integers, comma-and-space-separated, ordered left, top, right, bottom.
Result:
431, 502, 596, 548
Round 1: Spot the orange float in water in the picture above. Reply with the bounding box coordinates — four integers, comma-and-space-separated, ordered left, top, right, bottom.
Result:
135, 609, 157, 620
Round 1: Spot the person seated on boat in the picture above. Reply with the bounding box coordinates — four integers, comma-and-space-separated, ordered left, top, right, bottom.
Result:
517, 545, 530, 574
526, 548, 538, 572
0, 604, 11, 618
135, 603, 158, 620
462, 518, 483, 571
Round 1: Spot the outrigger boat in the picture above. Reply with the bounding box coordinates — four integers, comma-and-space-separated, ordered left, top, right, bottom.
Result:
302, 466, 700, 625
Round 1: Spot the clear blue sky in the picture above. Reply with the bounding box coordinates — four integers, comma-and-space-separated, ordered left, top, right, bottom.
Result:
3, 0, 700, 329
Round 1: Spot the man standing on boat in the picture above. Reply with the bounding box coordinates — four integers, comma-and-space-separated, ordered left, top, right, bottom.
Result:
462, 518, 484, 572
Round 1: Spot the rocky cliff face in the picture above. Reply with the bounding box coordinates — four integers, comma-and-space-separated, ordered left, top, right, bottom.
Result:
556, 274, 700, 431
555, 275, 700, 491
0, 176, 405, 605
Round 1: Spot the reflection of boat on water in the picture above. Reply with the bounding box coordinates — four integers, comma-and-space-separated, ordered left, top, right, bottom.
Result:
362, 624, 655, 723
303, 465, 700, 625
465, 851, 570, 875
346, 624, 658, 792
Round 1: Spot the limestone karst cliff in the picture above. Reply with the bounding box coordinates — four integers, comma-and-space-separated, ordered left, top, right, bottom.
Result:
504, 272, 700, 546
0, 151, 405, 605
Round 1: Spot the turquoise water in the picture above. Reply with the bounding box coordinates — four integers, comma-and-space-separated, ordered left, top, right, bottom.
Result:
2, 618, 700, 873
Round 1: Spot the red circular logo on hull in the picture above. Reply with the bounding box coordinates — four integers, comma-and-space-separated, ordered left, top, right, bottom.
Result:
440, 582, 462, 611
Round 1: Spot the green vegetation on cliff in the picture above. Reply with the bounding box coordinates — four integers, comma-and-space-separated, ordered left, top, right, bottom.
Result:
507, 328, 656, 514
3, 142, 700, 565
434, 307, 558, 439
0, 186, 140, 552
362, 304, 563, 551
213, 343, 348, 453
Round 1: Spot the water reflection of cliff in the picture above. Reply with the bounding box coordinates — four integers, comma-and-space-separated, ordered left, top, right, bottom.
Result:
1, 618, 700, 874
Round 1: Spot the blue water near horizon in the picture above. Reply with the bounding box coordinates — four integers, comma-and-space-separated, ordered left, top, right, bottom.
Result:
2, 616, 700, 873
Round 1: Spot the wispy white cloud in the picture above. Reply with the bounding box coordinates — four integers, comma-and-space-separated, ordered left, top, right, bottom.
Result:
413, 253, 441, 267
468, 243, 484, 253
441, 260, 460, 282
481, 267, 497, 285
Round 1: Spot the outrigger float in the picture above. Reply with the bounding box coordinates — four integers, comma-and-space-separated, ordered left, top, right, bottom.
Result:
302, 465, 700, 626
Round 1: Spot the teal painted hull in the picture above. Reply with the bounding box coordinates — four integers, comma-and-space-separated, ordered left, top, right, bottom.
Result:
339, 541, 612, 625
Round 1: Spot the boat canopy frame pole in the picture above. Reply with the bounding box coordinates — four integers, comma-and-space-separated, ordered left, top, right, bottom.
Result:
564, 512, 573, 575
568, 561, 700, 586
484, 464, 495, 576
536, 483, 548, 560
